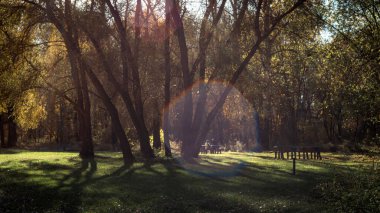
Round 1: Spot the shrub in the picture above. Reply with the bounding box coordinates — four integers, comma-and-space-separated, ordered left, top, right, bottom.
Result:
315, 168, 380, 212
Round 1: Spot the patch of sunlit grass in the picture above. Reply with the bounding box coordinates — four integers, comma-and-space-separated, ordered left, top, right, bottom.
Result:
0, 149, 377, 212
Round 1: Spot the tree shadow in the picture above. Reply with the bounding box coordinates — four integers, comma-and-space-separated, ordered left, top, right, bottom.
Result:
58, 158, 97, 187
0, 153, 342, 212
109, 163, 133, 176
0, 149, 24, 154
52, 158, 98, 212
0, 166, 78, 212
255, 155, 276, 160
97, 157, 327, 212
21, 160, 74, 171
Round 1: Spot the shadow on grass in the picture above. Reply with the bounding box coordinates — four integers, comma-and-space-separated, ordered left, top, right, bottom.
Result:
101, 158, 331, 212
0, 158, 99, 213
0, 154, 341, 212
58, 158, 97, 186
0, 149, 24, 154
21, 160, 74, 171
254, 155, 276, 160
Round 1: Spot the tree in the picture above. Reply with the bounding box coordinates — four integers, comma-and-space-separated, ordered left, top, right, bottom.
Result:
311, 0, 380, 147
169, 0, 307, 158
0, 1, 43, 148
163, 0, 173, 157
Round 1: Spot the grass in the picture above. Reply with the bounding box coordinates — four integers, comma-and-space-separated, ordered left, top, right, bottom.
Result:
0, 150, 378, 212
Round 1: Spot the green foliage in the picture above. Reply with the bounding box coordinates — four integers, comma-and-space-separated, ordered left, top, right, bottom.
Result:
316, 169, 380, 212
0, 1, 45, 131
14, 90, 46, 129
316, 0, 380, 145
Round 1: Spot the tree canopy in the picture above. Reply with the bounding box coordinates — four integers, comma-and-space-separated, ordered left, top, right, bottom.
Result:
0, 0, 378, 159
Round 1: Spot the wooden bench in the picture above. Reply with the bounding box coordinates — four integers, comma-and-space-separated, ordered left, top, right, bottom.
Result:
273, 146, 322, 160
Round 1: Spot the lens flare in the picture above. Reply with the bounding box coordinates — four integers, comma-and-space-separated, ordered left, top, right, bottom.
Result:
162, 80, 261, 178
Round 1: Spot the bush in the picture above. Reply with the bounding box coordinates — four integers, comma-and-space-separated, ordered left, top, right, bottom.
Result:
315, 168, 380, 212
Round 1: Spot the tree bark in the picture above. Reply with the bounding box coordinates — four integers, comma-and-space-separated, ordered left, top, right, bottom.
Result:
170, 0, 193, 158
44, 0, 94, 159
153, 116, 161, 150
78, 53, 94, 159
0, 114, 5, 148
7, 107, 17, 148
163, 0, 172, 157
193, 0, 307, 157
104, 0, 154, 159
78, 51, 135, 164
191, 0, 227, 157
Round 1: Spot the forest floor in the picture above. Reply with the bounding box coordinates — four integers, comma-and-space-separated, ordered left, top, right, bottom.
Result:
0, 150, 378, 212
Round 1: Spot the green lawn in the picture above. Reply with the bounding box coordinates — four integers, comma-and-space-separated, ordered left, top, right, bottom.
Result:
0, 150, 378, 212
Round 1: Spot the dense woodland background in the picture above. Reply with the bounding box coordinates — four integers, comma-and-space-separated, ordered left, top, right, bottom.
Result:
0, 0, 379, 163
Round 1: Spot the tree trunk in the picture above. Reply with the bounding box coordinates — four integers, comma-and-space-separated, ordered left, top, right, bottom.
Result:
170, 0, 193, 159
153, 116, 161, 150
104, 0, 154, 159
78, 56, 94, 159
260, 0, 275, 149
111, 115, 135, 164
190, 0, 227, 158
83, 24, 151, 161
79, 56, 135, 164
254, 110, 261, 149
191, 0, 306, 157
163, 0, 172, 157
44, 0, 95, 159
133, 0, 153, 159
66, 48, 94, 159
7, 107, 17, 148
284, 105, 298, 146
56, 100, 64, 148
0, 114, 5, 148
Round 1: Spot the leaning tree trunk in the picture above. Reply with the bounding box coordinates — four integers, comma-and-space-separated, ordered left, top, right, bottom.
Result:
66, 46, 94, 159
78, 52, 135, 164
42, 0, 95, 159
104, 0, 154, 159
80, 20, 139, 163
193, 0, 307, 157
170, 0, 228, 158
133, 0, 155, 159
189, 5, 212, 158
